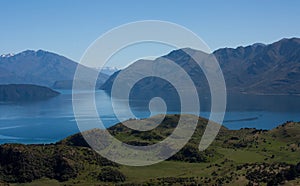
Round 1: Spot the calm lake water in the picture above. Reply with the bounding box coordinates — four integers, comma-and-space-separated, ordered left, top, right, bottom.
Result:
0, 90, 299, 144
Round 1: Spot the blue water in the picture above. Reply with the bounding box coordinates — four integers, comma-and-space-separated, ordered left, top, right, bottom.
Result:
0, 90, 299, 144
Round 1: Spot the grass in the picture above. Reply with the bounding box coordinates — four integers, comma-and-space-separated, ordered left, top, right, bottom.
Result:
2, 115, 300, 185
121, 161, 211, 181
216, 147, 266, 163
11, 178, 60, 186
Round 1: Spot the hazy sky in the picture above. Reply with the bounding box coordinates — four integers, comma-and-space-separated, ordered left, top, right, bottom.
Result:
1, 0, 299, 68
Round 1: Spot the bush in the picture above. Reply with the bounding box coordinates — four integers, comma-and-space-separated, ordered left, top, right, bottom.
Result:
98, 167, 126, 182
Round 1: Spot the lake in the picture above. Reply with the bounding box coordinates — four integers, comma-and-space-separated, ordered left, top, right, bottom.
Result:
0, 90, 299, 144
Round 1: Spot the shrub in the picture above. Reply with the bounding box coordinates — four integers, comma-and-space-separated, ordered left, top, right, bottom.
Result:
98, 167, 126, 182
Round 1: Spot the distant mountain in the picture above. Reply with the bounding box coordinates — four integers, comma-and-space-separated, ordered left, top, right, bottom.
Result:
99, 66, 119, 75
0, 50, 109, 89
101, 38, 300, 96
214, 38, 300, 94
53, 80, 90, 89
0, 84, 59, 102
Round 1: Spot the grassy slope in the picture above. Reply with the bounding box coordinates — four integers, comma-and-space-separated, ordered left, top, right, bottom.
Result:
3, 115, 300, 185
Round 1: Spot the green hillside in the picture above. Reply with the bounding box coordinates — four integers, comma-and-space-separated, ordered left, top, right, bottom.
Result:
1, 114, 300, 185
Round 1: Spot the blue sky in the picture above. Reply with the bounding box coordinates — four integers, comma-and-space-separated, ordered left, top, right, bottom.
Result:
0, 0, 299, 68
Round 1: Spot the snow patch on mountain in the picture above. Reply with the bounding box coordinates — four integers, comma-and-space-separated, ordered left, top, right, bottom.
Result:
0, 53, 15, 58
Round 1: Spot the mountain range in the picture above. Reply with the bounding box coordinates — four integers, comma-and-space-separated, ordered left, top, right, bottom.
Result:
0, 50, 109, 89
101, 38, 300, 96
1, 38, 299, 94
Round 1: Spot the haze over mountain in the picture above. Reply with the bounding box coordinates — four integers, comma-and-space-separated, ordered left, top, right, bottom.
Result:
0, 50, 109, 89
101, 38, 300, 96
99, 66, 119, 75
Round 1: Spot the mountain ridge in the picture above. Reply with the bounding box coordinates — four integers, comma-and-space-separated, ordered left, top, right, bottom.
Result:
0, 49, 109, 89
101, 37, 300, 96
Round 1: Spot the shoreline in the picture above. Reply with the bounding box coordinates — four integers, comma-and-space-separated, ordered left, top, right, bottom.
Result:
0, 114, 298, 145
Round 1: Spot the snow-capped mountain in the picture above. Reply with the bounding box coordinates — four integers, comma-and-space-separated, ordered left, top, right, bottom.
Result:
98, 66, 119, 75
0, 53, 15, 58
